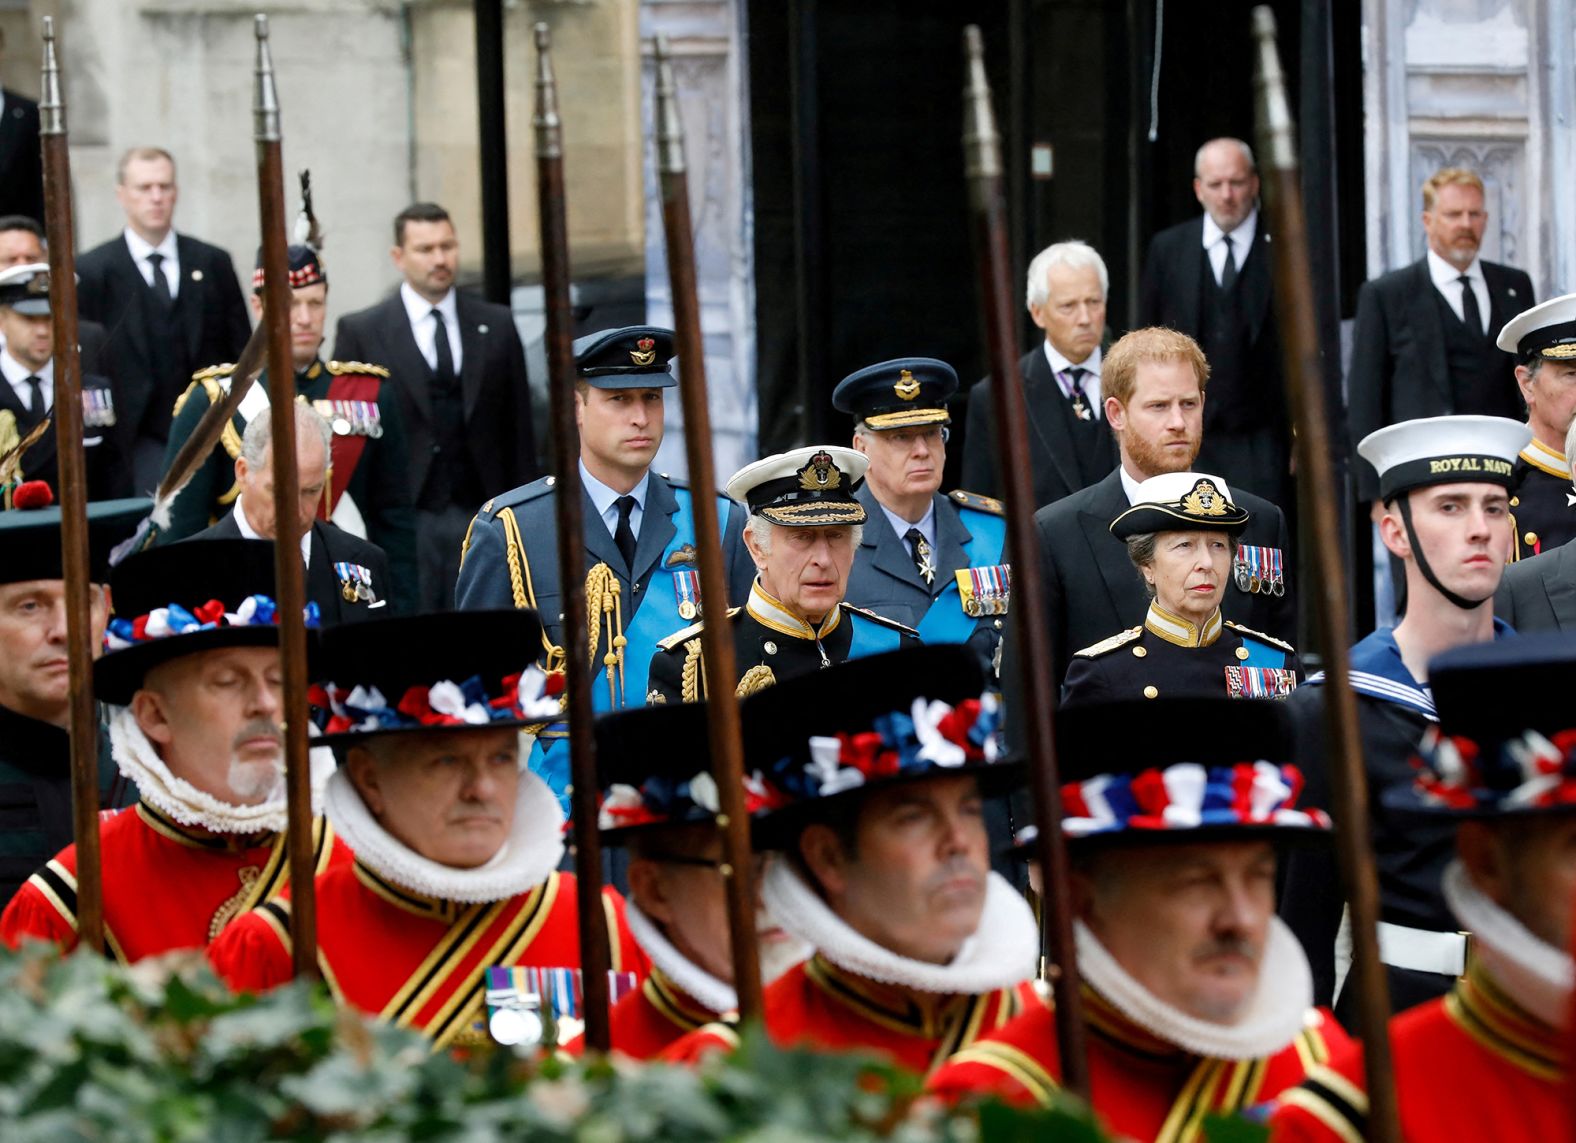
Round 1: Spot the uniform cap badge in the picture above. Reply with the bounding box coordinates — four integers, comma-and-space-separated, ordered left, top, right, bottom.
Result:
893, 369, 921, 401
797, 450, 842, 491
1181, 478, 1229, 517
630, 336, 657, 367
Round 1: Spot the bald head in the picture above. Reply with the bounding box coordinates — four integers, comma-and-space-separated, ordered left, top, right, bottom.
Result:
1193, 138, 1259, 233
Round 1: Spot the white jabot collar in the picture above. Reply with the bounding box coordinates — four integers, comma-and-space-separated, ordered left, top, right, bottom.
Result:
1443, 859, 1573, 1027
625, 900, 738, 1016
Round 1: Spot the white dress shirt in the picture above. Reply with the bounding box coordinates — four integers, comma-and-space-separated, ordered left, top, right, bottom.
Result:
1119, 464, 1146, 505
232, 499, 312, 567
123, 228, 180, 299
879, 497, 937, 555
400, 282, 464, 374
580, 460, 650, 545
1426, 248, 1490, 334
1202, 208, 1258, 286
1042, 342, 1104, 421
0, 348, 51, 415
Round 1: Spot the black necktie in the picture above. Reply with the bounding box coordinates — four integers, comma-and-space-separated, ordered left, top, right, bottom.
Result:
146, 252, 173, 307
905, 527, 935, 588
431, 308, 456, 387
1220, 235, 1238, 291
1458, 275, 1484, 337
23, 375, 44, 421
614, 495, 638, 569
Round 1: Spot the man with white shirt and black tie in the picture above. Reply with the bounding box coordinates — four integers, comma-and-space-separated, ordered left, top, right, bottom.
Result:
960, 240, 1117, 509
333, 202, 539, 611
76, 147, 251, 492
1140, 137, 1288, 509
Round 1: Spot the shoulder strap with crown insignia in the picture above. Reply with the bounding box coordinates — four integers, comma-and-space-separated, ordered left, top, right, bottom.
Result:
840, 602, 919, 637
325, 360, 391, 378
658, 619, 706, 652
949, 488, 1005, 516
1073, 626, 1143, 659
1223, 620, 1296, 653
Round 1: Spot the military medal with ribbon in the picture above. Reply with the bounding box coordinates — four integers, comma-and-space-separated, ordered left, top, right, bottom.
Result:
672, 568, 702, 621
81, 388, 116, 428
486, 966, 639, 1048
1224, 665, 1297, 698
959, 563, 1011, 618
334, 561, 373, 603
1233, 544, 1284, 597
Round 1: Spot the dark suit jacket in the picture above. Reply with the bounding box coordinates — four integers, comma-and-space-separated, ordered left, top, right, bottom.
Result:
1347, 257, 1534, 499
960, 345, 1117, 509
188, 513, 391, 626
0, 371, 130, 501
1029, 467, 1296, 685
333, 290, 538, 503
1494, 539, 1576, 633
0, 91, 43, 225
76, 232, 251, 447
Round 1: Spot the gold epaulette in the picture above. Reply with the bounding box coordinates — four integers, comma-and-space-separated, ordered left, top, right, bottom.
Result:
950, 488, 1005, 515
326, 360, 391, 378
192, 363, 236, 382
658, 620, 706, 652
1073, 626, 1142, 658
1224, 620, 1296, 653
840, 601, 919, 637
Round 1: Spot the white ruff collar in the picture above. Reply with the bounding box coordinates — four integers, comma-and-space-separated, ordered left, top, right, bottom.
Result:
625, 901, 738, 1016
108, 705, 330, 835
1076, 916, 1313, 1060
763, 861, 1037, 994
1443, 859, 1574, 1027
325, 767, 565, 904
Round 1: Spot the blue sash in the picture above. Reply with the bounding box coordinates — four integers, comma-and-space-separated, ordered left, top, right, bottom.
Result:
848, 611, 904, 658
1239, 637, 1288, 670
915, 509, 1008, 646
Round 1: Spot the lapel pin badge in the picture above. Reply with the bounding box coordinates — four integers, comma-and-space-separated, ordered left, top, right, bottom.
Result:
478, 324, 489, 334
191, 269, 203, 282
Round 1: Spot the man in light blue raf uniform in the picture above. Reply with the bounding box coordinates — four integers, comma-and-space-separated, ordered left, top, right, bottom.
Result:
455, 326, 754, 808
835, 357, 1009, 675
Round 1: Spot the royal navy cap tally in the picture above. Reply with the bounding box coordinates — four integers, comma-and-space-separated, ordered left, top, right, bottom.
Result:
1357, 415, 1530, 502
1383, 632, 1576, 819
1109, 471, 1250, 539
0, 262, 56, 316
1495, 292, 1576, 360
832, 357, 956, 430
594, 700, 721, 840
725, 445, 868, 527
0, 496, 149, 586
572, 325, 678, 389
310, 610, 547, 744
251, 244, 326, 293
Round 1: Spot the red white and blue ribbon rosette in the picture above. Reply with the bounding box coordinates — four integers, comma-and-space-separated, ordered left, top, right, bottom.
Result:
104, 594, 320, 651
309, 663, 564, 737
1060, 760, 1330, 838
1406, 725, 1576, 813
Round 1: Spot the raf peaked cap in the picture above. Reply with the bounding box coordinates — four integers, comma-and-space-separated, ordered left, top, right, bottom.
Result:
1109, 471, 1251, 539
1383, 633, 1576, 820
311, 609, 545, 744
725, 445, 868, 527
572, 325, 678, 388
0, 497, 149, 586
251, 244, 326, 293
0, 262, 55, 315
97, 539, 292, 705
1357, 415, 1530, 503
832, 356, 957, 430
1496, 292, 1576, 361
594, 699, 719, 841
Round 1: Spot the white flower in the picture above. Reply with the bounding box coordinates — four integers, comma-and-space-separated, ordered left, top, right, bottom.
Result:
688, 771, 720, 812
911, 698, 966, 768
144, 608, 172, 639
233, 596, 258, 625
807, 736, 864, 794
515, 664, 565, 720
598, 783, 645, 830
427, 679, 489, 724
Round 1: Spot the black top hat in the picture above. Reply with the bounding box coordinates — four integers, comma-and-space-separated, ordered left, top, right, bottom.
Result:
1381, 633, 1576, 819
251, 245, 327, 293
739, 644, 1016, 848
572, 326, 678, 389
832, 356, 956, 430
311, 609, 547, 744
594, 700, 722, 842
97, 539, 297, 705
0, 497, 148, 586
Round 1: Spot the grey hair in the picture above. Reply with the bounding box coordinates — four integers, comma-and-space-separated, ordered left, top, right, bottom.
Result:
241, 400, 333, 469
1564, 395, 1576, 463
1025, 240, 1109, 310
745, 514, 864, 555
1194, 137, 1256, 178
1126, 530, 1240, 599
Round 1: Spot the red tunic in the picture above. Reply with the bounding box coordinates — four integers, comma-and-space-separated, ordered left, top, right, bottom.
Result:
561, 966, 725, 1060
663, 953, 1040, 1077
0, 801, 342, 963
926, 987, 1349, 1143
1269, 963, 1567, 1143
209, 859, 650, 1051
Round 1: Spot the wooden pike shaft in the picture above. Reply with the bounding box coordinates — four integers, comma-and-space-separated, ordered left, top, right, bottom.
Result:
39, 17, 104, 955
253, 14, 318, 980
652, 34, 764, 1022
960, 26, 1089, 1099
1250, 9, 1399, 1140
534, 22, 612, 1052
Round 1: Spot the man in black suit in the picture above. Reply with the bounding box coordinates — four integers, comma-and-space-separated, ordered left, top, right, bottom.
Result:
187, 402, 388, 625
333, 202, 538, 611
960, 239, 1117, 509
1347, 167, 1535, 503
1023, 326, 1294, 688
1140, 138, 1287, 508
1495, 539, 1576, 634
0, 35, 43, 228
0, 263, 128, 500
76, 147, 251, 493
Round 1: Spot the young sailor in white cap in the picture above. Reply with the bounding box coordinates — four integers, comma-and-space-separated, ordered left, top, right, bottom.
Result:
1497, 292, 1576, 559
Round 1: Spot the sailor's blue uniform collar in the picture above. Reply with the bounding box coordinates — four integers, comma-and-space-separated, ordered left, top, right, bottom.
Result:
1305, 619, 1515, 722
